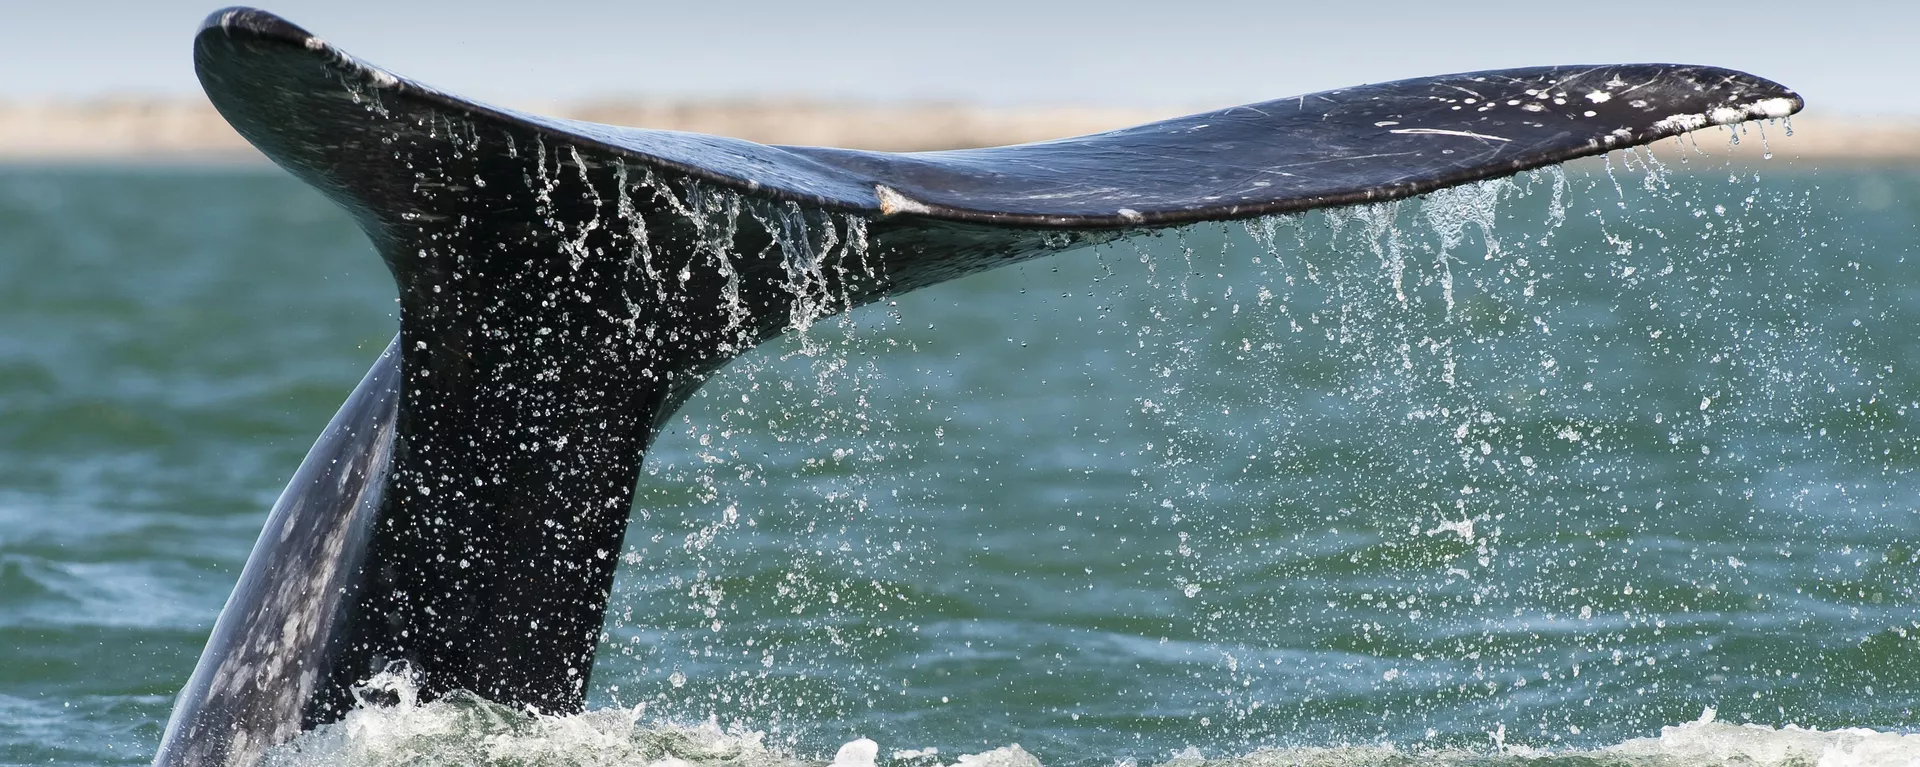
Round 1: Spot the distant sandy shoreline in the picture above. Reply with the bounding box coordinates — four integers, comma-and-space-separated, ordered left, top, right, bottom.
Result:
1, 98, 1914, 162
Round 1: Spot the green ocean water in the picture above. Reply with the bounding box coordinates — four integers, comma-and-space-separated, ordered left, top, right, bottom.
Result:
1, 153, 1917, 766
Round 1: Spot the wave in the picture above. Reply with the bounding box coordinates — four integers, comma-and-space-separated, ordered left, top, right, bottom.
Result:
262, 672, 1918, 767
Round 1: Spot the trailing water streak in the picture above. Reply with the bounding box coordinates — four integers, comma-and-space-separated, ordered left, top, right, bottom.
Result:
162, 6, 1802, 766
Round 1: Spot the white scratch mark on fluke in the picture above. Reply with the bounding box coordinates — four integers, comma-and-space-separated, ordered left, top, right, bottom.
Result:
875, 185, 932, 216
1389, 128, 1513, 142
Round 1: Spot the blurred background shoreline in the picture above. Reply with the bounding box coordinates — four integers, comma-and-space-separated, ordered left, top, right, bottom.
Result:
3, 98, 1915, 161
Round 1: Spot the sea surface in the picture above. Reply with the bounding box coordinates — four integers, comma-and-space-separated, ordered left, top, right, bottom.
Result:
2, 144, 1918, 766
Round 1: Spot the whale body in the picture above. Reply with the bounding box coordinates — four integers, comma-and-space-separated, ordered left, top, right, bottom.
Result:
154, 7, 1802, 765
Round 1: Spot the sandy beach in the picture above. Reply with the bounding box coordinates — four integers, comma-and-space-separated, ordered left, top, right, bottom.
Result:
1, 97, 1913, 162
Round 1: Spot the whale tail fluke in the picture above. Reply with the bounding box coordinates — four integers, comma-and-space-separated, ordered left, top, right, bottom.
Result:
161, 7, 1801, 766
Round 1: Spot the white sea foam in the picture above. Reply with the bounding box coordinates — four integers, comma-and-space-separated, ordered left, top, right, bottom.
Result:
263, 678, 1919, 767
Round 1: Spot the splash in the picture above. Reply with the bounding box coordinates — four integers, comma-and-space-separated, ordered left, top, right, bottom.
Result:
557, 155, 1911, 766
263, 681, 1919, 767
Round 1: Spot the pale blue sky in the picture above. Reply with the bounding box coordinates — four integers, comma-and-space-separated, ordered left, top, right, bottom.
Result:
0, 0, 1911, 115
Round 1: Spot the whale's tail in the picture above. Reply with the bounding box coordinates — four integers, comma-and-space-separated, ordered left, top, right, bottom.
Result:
157, 7, 1801, 766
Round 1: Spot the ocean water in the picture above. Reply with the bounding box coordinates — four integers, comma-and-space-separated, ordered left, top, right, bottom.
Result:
1, 147, 1917, 766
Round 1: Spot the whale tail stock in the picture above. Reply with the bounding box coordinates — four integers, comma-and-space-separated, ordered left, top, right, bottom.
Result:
157, 6, 1800, 765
